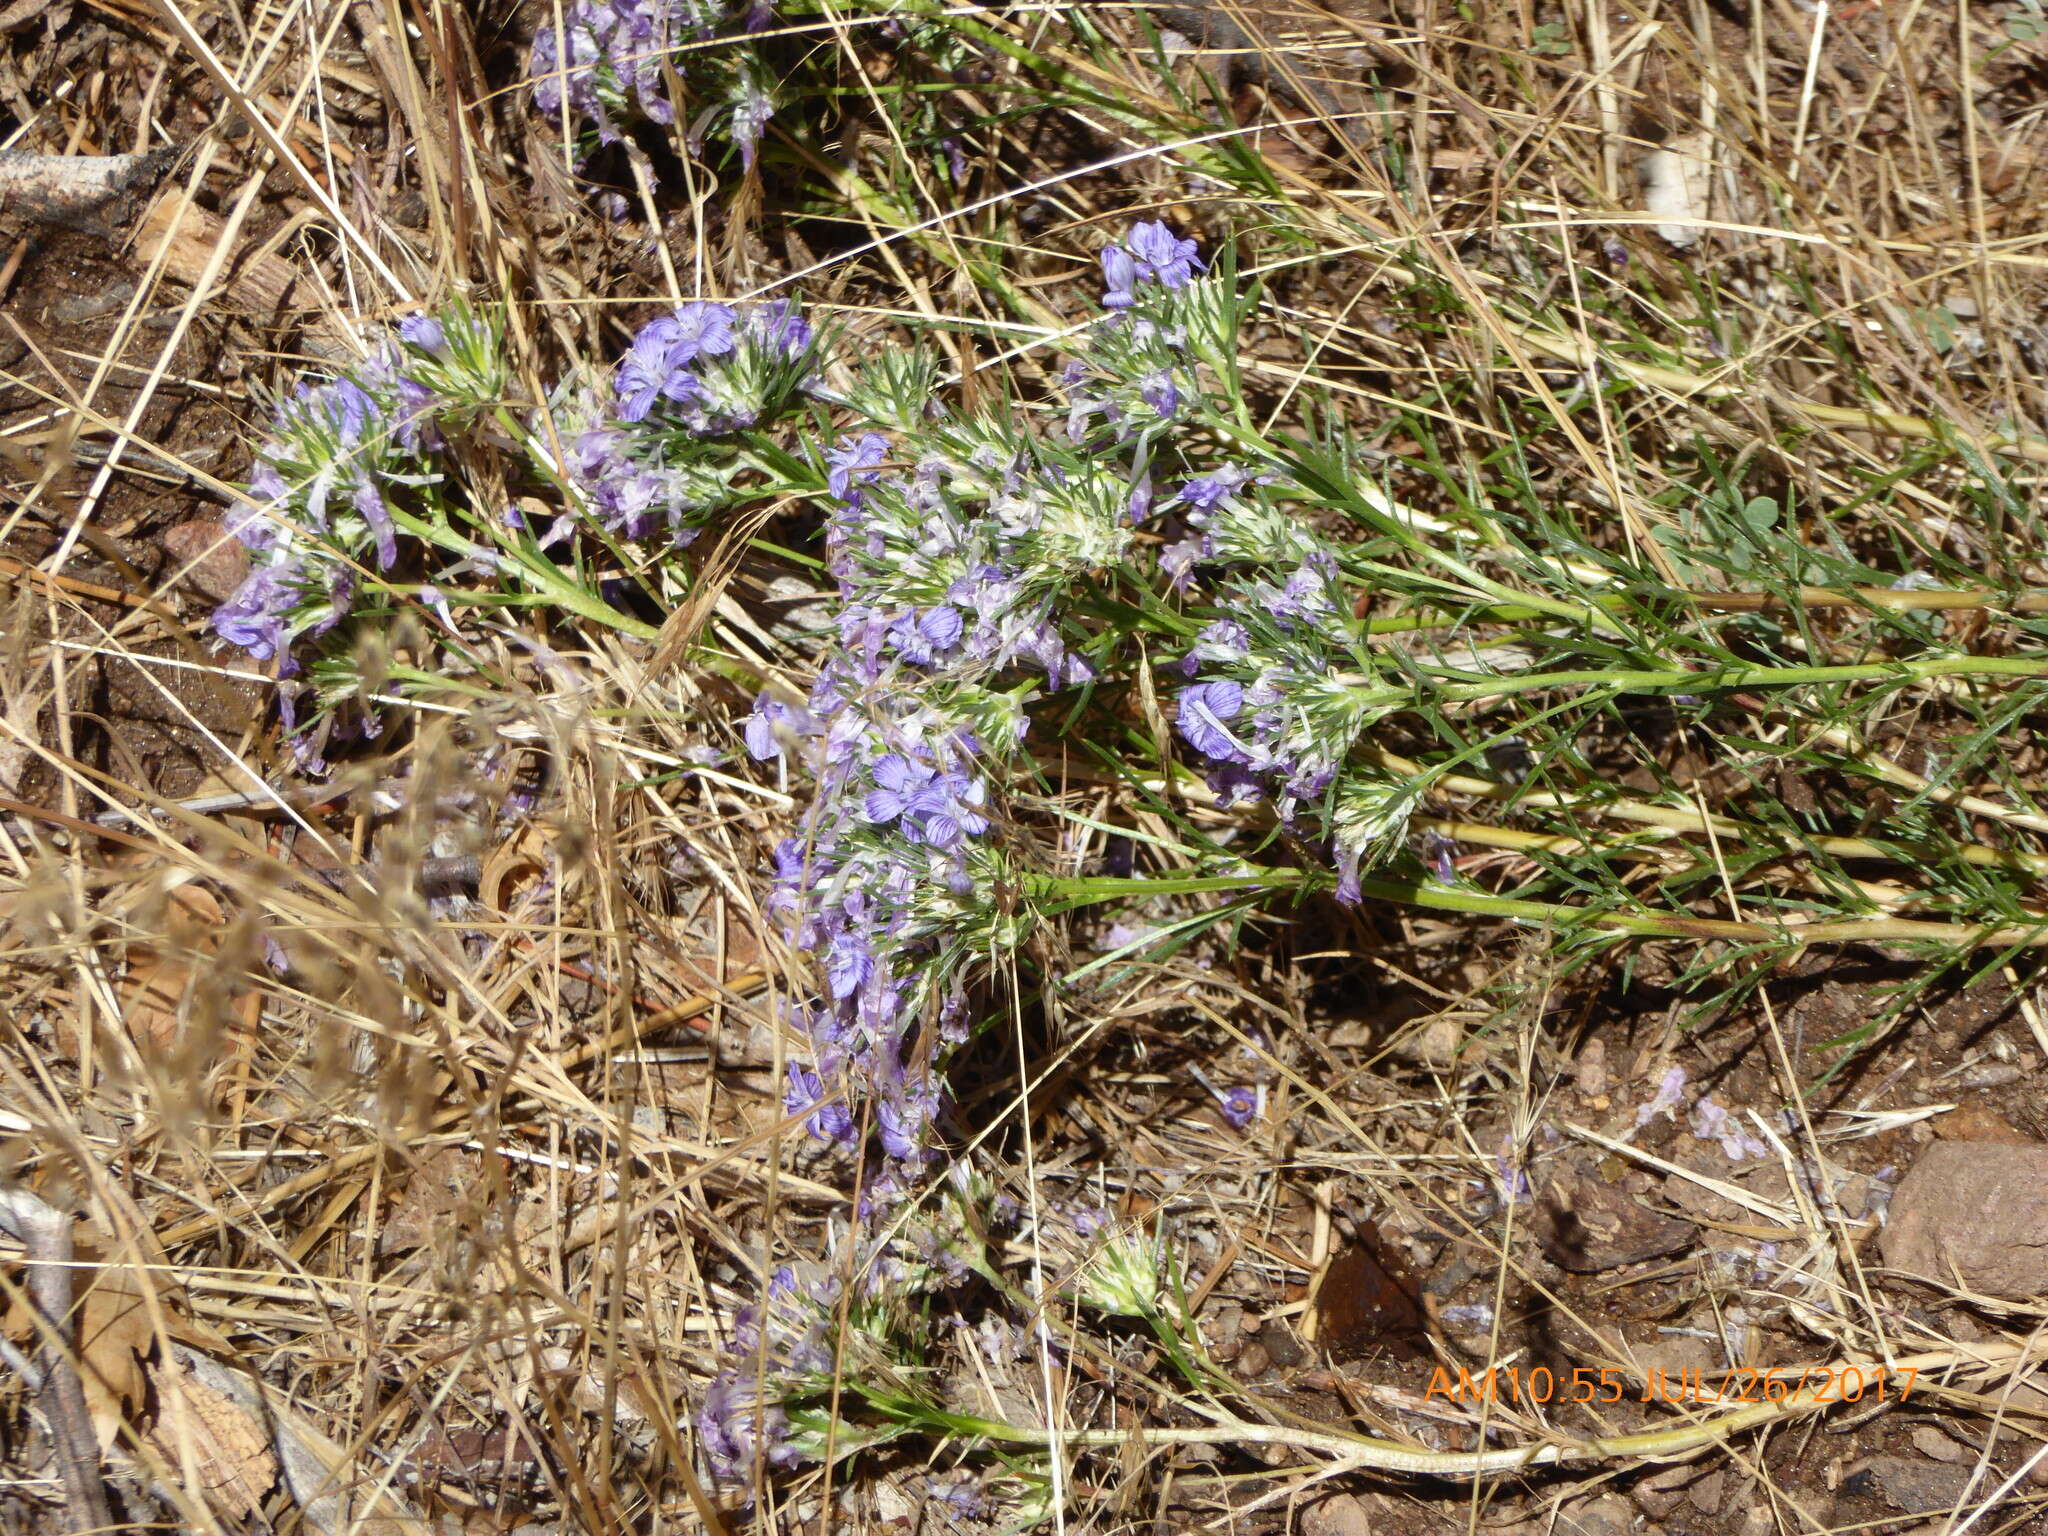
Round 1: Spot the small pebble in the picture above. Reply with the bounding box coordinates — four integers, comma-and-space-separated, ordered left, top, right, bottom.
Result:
1910, 1425, 1966, 1464
1954, 1061, 2025, 1089
1301, 1492, 1374, 1536
1687, 1470, 1725, 1512
1633, 1463, 1700, 1518
1575, 1038, 1609, 1097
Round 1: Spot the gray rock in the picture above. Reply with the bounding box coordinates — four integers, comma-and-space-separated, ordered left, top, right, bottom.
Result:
1881, 1141, 2048, 1300
1533, 1169, 1693, 1272
1868, 1455, 1977, 1515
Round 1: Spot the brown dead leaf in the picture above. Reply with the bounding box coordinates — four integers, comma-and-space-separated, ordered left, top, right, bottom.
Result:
163, 881, 225, 935
408, 1420, 539, 1483
378, 1146, 475, 1256
74, 1253, 156, 1452
176, 1345, 434, 1536
159, 520, 251, 603
121, 955, 191, 1051
4, 1221, 208, 1452
481, 823, 551, 912
146, 1355, 278, 1520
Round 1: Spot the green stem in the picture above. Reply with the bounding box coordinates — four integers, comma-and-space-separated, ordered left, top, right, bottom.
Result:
391, 506, 659, 639
1209, 419, 1627, 638
924, 1379, 1853, 1476
1032, 870, 2048, 948
1362, 583, 2048, 637
1378, 652, 2048, 710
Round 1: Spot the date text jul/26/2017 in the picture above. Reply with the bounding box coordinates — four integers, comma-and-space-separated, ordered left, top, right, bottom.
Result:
1423, 1365, 1916, 1406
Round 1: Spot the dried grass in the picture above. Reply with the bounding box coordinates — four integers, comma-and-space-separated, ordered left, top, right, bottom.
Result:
2, 0, 2047, 1528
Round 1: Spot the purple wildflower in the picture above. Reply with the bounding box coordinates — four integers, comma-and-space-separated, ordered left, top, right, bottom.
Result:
529, 12, 610, 132
1176, 680, 1245, 761
1207, 761, 1265, 808
1214, 1084, 1258, 1130
246, 459, 289, 505
1425, 829, 1458, 883
398, 314, 448, 355
733, 86, 775, 168
697, 1376, 797, 1481
351, 480, 399, 571
824, 432, 889, 505
931, 1480, 984, 1518
888, 605, 963, 665
1332, 843, 1363, 905
1070, 1204, 1110, 1238
877, 1096, 925, 1161
390, 377, 441, 454
915, 773, 987, 849
771, 837, 806, 886
1127, 475, 1154, 523
319, 377, 377, 443
785, 1063, 856, 1144
1690, 1097, 1769, 1160
1125, 220, 1203, 288
1272, 561, 1335, 621
1495, 1138, 1532, 1204
615, 318, 711, 423
230, 471, 285, 553
1101, 221, 1203, 308
1098, 920, 1156, 951
1138, 369, 1180, 418
1178, 465, 1255, 512
1635, 1065, 1688, 1127
746, 299, 812, 359
529, 22, 565, 115
1181, 618, 1249, 677
745, 695, 813, 761
213, 565, 299, 661
823, 932, 874, 999
671, 300, 739, 361
1100, 244, 1138, 309
864, 753, 944, 825
307, 565, 355, 639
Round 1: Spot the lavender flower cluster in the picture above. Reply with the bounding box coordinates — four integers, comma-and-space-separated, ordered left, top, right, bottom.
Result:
745, 401, 1145, 1198
701, 224, 1265, 1484
696, 1181, 1004, 1480
697, 1265, 839, 1480
1068, 226, 1432, 895
1166, 490, 1417, 896
544, 299, 815, 544
216, 308, 503, 670
215, 298, 818, 694
529, 0, 777, 168
1062, 221, 1246, 454
230, 219, 1428, 1499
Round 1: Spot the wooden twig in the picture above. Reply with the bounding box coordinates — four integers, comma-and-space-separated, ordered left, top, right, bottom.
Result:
0, 146, 179, 230
133, 189, 353, 358
0, 1188, 116, 1535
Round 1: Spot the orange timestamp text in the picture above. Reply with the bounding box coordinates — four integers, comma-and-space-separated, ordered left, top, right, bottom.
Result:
1423, 1365, 1917, 1406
